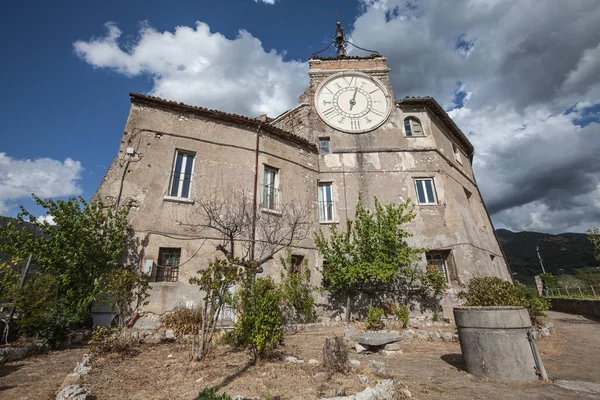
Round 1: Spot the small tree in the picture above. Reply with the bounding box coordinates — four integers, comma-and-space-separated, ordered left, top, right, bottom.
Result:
189, 258, 245, 360
315, 197, 425, 321
101, 268, 151, 327
0, 195, 135, 345
233, 276, 283, 360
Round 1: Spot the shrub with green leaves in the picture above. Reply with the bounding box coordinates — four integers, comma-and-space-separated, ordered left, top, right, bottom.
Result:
459, 277, 549, 323
195, 387, 231, 400
233, 277, 283, 359
279, 252, 316, 324
459, 277, 520, 307
365, 306, 385, 330
514, 283, 550, 323
0, 195, 135, 346
539, 273, 558, 290
392, 303, 410, 327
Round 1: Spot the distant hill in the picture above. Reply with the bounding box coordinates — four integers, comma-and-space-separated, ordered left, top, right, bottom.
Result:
496, 228, 600, 286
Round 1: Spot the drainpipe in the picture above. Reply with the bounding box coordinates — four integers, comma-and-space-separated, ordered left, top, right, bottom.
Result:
527, 329, 548, 381
250, 123, 262, 269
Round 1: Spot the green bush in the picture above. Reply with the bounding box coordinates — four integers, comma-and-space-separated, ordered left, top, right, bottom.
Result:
195, 387, 231, 400
514, 283, 550, 323
459, 277, 520, 307
365, 306, 384, 330
392, 303, 410, 327
233, 277, 283, 359
539, 273, 558, 290
459, 277, 549, 323
279, 253, 316, 324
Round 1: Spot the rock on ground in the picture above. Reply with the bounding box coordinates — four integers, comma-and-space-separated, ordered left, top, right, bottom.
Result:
320, 379, 395, 400
56, 384, 93, 400
351, 332, 403, 347
368, 360, 386, 375
284, 356, 304, 364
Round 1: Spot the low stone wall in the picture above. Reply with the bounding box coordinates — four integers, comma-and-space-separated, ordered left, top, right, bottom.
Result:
549, 298, 600, 320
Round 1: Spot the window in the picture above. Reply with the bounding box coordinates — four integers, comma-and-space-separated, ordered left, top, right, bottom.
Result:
404, 117, 424, 137
156, 247, 181, 282
426, 251, 448, 281
415, 178, 437, 205
263, 166, 279, 210
319, 138, 330, 154
291, 254, 309, 281
318, 182, 334, 222
168, 151, 195, 199
453, 143, 463, 165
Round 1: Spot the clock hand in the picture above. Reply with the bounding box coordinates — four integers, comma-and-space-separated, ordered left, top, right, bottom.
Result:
349, 88, 358, 110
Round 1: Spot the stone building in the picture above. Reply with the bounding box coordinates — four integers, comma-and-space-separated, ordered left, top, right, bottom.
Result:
94, 25, 511, 318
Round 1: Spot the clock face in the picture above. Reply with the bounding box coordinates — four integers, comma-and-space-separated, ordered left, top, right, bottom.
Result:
315, 72, 391, 133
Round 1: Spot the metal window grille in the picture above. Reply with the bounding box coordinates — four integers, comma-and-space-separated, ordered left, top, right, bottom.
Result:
426, 252, 447, 280
156, 248, 181, 282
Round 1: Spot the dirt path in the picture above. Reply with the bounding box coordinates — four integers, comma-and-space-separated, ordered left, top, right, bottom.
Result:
0, 346, 87, 400
541, 311, 600, 384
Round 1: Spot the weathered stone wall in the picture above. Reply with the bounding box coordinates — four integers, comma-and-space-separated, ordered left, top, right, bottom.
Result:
271, 55, 510, 318
95, 54, 510, 318
95, 102, 320, 313
549, 298, 600, 321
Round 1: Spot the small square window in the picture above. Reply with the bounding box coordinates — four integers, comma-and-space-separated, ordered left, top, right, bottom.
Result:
168, 151, 195, 199
415, 178, 437, 205
156, 247, 181, 282
319, 138, 330, 154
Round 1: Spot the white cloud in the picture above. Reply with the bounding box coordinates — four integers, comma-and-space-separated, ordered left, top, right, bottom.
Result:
0, 153, 83, 214
349, 0, 600, 233
37, 215, 56, 225
74, 22, 306, 117
74, 1, 600, 233
254, 0, 276, 4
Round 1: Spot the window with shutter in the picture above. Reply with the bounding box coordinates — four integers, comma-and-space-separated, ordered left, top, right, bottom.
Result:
404, 117, 424, 137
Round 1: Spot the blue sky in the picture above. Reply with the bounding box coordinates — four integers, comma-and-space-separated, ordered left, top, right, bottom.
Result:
0, 0, 361, 218
1, 0, 600, 233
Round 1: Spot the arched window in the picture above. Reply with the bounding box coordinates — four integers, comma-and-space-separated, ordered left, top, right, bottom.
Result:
404, 117, 423, 137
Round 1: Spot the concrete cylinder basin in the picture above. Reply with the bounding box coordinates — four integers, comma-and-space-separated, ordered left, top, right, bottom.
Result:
453, 306, 541, 381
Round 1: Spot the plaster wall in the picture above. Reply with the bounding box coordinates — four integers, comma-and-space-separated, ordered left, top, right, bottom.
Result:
95, 103, 320, 313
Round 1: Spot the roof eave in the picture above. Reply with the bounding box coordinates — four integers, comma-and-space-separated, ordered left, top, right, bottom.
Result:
129, 93, 318, 153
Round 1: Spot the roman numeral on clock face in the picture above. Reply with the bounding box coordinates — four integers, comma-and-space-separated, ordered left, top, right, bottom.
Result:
350, 119, 361, 130
323, 107, 337, 119
370, 109, 384, 117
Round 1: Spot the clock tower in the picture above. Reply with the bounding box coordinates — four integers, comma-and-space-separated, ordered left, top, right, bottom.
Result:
270, 22, 512, 316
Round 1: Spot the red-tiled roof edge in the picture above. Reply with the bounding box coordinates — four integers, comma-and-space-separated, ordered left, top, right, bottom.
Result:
396, 97, 474, 155
129, 93, 318, 153
310, 54, 382, 61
